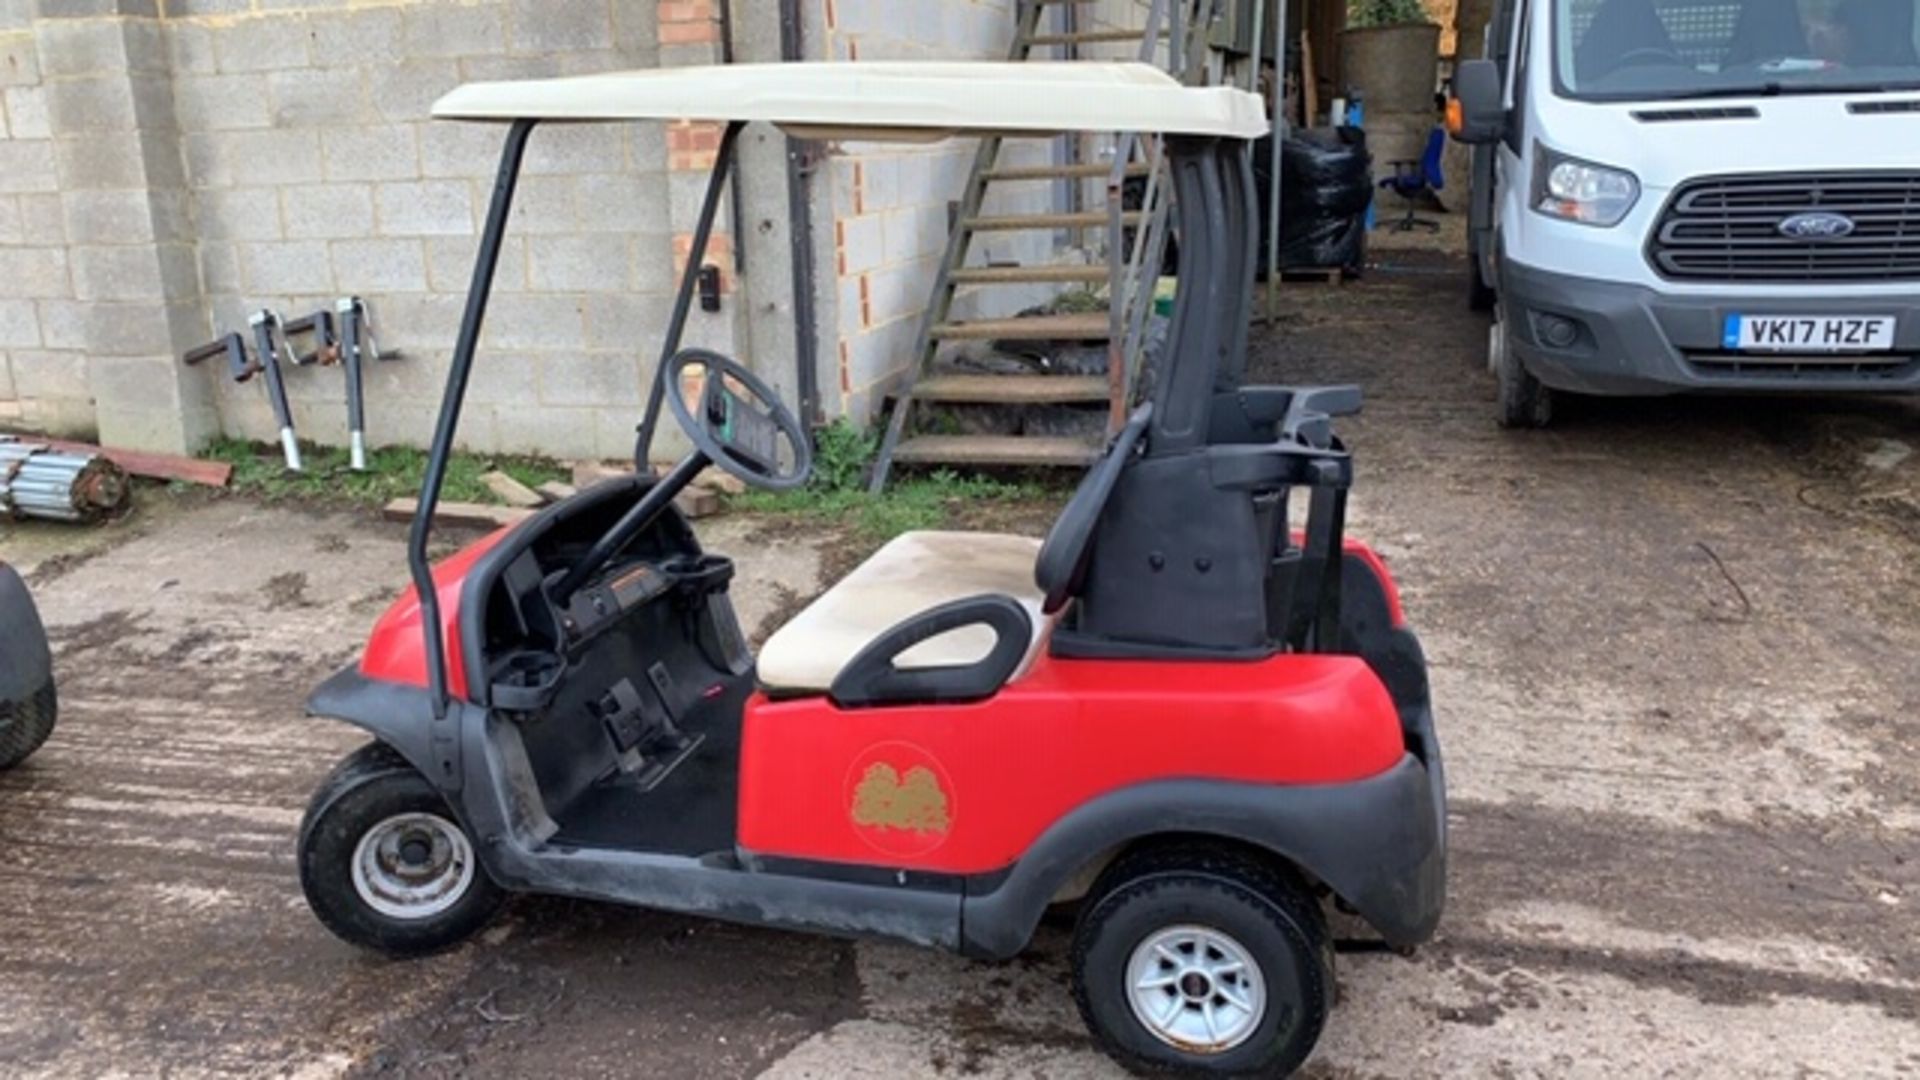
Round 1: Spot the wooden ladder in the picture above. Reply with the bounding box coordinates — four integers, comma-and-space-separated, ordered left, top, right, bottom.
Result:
869, 0, 1218, 491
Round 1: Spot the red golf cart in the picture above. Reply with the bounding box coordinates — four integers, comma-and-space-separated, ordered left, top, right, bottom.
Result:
296, 62, 1445, 1077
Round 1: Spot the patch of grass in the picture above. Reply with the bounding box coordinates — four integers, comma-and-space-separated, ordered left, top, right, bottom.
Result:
205, 438, 568, 509
730, 420, 1054, 541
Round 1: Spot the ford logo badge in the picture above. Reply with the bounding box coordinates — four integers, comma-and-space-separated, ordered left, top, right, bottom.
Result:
1778, 211, 1856, 240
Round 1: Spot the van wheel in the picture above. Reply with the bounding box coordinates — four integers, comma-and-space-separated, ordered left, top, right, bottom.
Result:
1071, 847, 1333, 1077
299, 742, 504, 957
1492, 317, 1553, 429
1467, 257, 1497, 312
0, 677, 57, 770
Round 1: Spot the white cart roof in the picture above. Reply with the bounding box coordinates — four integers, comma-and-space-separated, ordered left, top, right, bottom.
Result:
432, 61, 1267, 140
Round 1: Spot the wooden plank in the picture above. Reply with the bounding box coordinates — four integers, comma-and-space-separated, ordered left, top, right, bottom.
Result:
481, 470, 544, 509
951, 265, 1109, 285
31, 437, 231, 488
933, 312, 1111, 341
535, 480, 578, 504
913, 374, 1109, 405
572, 461, 634, 488
384, 498, 533, 530
1301, 31, 1319, 127
675, 487, 723, 520
984, 162, 1151, 181
964, 211, 1143, 231
892, 435, 1101, 468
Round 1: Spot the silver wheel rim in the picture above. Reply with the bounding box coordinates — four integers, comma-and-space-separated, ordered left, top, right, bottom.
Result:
350, 812, 475, 921
1487, 319, 1505, 376
1126, 924, 1267, 1054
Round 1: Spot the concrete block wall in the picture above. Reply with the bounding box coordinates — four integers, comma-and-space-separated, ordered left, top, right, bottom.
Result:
811, 0, 1154, 425
0, 7, 96, 436
173, 0, 704, 462
0, 0, 739, 460
0, 0, 1164, 455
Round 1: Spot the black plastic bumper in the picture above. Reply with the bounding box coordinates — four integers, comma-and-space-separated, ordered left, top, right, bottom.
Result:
0, 565, 53, 710
1501, 256, 1920, 396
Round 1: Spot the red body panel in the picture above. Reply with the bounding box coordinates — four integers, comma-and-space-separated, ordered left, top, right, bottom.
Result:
359, 528, 511, 700
738, 650, 1405, 875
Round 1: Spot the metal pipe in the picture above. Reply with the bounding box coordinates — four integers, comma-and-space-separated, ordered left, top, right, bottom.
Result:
0, 438, 130, 523
718, 0, 746, 278
634, 121, 747, 468
1265, 0, 1290, 321
779, 0, 822, 429
411, 118, 536, 727
248, 309, 303, 472
337, 298, 370, 471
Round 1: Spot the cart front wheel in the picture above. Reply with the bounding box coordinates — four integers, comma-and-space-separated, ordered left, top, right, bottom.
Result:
1071, 847, 1332, 1077
299, 742, 504, 956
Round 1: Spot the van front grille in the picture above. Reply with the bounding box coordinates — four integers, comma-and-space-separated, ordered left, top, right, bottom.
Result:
1649, 172, 1920, 283
1683, 351, 1917, 381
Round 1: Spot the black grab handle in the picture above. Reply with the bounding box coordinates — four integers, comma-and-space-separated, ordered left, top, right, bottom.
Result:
830, 594, 1034, 709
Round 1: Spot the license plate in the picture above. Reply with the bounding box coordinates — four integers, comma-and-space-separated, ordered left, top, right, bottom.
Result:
1724, 314, 1897, 353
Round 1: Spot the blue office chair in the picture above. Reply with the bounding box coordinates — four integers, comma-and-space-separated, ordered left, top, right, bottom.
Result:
1379, 127, 1447, 233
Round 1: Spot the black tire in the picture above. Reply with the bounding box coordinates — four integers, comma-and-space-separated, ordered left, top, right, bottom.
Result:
0, 677, 57, 770
1467, 254, 1497, 313
1071, 846, 1333, 1078
298, 742, 505, 957
1492, 316, 1554, 429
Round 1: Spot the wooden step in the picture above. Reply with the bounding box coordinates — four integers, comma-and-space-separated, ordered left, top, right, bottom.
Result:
984, 162, 1152, 182
1028, 28, 1166, 46
893, 434, 1101, 468
951, 264, 1109, 285
932, 312, 1111, 341
914, 374, 1110, 405
964, 211, 1144, 231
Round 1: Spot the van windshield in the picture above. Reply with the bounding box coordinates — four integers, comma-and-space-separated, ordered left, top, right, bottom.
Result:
1555, 0, 1920, 99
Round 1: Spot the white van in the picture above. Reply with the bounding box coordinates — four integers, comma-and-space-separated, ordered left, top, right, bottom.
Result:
1450, 0, 1920, 426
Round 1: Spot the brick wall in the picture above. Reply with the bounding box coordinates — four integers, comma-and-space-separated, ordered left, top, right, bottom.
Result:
811, 0, 1154, 424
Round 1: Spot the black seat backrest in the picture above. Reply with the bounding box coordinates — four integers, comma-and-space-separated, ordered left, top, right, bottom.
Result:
1034, 405, 1153, 615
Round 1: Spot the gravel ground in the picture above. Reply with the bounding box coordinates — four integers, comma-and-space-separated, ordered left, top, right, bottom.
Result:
1, 250, 1915, 1078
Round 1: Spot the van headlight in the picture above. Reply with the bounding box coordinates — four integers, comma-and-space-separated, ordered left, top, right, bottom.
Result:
1532, 147, 1639, 227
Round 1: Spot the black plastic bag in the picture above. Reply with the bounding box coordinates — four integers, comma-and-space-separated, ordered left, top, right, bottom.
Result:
1253, 127, 1371, 273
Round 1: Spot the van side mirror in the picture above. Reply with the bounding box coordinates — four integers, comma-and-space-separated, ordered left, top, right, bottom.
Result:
1448, 60, 1506, 145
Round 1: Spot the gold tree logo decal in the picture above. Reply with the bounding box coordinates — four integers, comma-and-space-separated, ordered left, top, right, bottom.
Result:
850, 762, 951, 833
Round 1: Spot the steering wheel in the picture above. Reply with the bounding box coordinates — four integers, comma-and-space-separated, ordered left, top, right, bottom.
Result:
664, 348, 812, 492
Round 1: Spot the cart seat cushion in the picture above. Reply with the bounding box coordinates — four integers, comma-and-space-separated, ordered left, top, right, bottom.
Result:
757, 530, 1046, 696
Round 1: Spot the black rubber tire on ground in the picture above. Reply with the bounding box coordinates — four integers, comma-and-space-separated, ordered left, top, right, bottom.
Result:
1493, 316, 1554, 429
298, 741, 505, 957
1071, 845, 1334, 1078
1467, 255, 1497, 313
0, 677, 57, 770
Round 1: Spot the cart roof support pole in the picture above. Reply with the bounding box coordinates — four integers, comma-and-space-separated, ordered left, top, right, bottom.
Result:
411, 119, 536, 720
635, 121, 747, 468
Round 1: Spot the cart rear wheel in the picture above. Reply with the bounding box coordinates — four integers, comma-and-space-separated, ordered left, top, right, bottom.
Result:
299, 742, 503, 956
1071, 847, 1332, 1077
1492, 316, 1554, 429
0, 677, 57, 770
